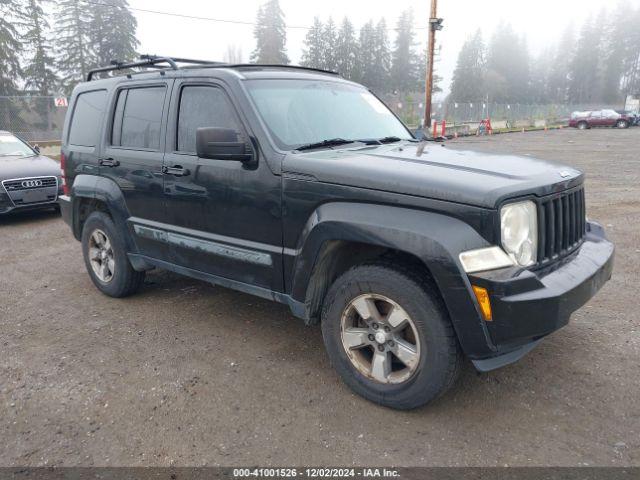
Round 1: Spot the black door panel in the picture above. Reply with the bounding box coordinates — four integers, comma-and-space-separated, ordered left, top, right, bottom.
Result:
163, 81, 283, 291
101, 82, 172, 259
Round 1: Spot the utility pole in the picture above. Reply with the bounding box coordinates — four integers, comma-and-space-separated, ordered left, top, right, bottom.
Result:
423, 0, 443, 135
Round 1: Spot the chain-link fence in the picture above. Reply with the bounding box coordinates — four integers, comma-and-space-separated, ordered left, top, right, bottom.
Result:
0, 96, 68, 142
0, 94, 626, 141
383, 94, 622, 129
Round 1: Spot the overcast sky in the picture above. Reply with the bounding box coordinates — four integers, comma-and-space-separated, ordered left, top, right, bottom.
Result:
132, 0, 640, 96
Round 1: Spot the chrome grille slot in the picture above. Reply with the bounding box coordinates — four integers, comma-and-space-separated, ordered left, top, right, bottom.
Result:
3, 176, 58, 191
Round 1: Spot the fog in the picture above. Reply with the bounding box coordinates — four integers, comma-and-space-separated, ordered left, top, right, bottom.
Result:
133, 0, 640, 95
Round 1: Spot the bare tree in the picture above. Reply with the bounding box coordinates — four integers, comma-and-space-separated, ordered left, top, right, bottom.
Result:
224, 44, 243, 64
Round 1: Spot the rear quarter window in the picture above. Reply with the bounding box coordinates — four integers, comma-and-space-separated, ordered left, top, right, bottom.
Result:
68, 90, 108, 147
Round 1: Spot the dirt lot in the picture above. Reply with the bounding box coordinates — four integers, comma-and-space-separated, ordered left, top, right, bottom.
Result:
1, 128, 638, 467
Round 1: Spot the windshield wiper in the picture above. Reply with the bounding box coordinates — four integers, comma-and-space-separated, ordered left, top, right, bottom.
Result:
295, 138, 357, 152
355, 136, 406, 145
378, 136, 403, 144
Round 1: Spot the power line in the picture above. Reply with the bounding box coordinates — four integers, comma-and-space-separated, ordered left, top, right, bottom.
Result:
79, 0, 428, 31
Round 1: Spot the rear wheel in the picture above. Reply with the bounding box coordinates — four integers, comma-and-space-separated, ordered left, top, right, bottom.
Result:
81, 211, 144, 297
616, 120, 629, 129
321, 262, 462, 410
577, 121, 589, 130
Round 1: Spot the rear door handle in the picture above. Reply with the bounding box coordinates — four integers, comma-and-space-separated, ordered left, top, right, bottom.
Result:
99, 158, 120, 167
162, 165, 190, 177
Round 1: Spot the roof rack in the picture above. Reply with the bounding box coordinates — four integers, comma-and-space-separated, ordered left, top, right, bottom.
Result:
86, 54, 340, 82
87, 54, 224, 81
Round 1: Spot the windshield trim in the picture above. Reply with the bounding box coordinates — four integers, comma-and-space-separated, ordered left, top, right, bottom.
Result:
240, 78, 415, 154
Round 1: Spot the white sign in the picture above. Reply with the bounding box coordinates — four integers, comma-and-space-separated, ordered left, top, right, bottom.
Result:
54, 97, 68, 108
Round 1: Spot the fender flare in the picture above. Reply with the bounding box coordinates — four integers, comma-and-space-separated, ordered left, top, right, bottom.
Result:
70, 174, 138, 253
288, 202, 497, 356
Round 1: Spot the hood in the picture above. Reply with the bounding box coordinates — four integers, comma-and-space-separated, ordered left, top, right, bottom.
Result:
283, 142, 583, 208
0, 155, 60, 181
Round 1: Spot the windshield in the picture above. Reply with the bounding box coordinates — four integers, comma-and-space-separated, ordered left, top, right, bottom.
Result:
0, 134, 35, 157
245, 79, 412, 150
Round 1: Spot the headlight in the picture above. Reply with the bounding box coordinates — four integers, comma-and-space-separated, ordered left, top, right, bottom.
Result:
501, 200, 538, 267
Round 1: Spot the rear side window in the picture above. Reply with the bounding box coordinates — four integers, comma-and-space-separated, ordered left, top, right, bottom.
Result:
112, 86, 166, 150
177, 86, 241, 153
68, 90, 107, 147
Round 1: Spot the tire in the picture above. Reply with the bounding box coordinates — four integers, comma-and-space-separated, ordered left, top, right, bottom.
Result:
81, 211, 144, 298
321, 262, 462, 410
577, 121, 589, 130
616, 120, 629, 129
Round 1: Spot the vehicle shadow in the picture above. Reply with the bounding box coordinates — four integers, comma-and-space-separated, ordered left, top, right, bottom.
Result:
133, 268, 589, 420
0, 208, 60, 227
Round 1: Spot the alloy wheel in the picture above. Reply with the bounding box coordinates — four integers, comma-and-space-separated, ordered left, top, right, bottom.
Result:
340, 294, 421, 384
88, 229, 115, 283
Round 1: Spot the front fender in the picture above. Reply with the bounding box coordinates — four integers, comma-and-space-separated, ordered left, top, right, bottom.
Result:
289, 202, 497, 357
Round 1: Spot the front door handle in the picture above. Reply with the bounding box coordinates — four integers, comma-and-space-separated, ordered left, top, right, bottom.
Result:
99, 158, 120, 167
162, 165, 190, 177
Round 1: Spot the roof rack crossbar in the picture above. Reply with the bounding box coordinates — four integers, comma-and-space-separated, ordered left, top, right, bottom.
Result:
139, 54, 225, 66
86, 54, 341, 82
87, 55, 179, 81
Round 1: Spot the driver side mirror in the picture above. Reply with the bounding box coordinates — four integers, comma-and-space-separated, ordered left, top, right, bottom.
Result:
196, 127, 253, 162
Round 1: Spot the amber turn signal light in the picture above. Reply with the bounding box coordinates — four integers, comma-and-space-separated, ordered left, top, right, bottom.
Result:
472, 285, 492, 321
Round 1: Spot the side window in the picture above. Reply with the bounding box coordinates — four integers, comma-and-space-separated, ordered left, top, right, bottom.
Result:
112, 86, 166, 150
177, 86, 241, 153
68, 90, 107, 147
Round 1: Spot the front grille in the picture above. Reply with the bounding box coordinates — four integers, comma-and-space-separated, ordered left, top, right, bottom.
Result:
2, 176, 57, 191
537, 186, 586, 265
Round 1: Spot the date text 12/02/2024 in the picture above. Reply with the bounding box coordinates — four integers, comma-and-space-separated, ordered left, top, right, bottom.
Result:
233, 468, 400, 478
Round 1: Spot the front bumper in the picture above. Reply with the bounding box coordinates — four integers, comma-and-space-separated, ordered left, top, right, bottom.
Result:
0, 190, 62, 215
468, 221, 614, 370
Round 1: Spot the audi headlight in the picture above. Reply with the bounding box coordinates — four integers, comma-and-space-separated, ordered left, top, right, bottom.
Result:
500, 200, 538, 267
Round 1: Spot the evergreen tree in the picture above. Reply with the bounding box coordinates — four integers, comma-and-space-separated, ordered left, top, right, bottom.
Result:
599, 6, 630, 103
485, 22, 530, 103
0, 0, 23, 95
618, 6, 640, 98
567, 15, 603, 103
89, 0, 139, 68
358, 20, 377, 90
251, 0, 289, 64
369, 19, 391, 93
416, 45, 441, 95
390, 9, 419, 93
449, 29, 485, 102
21, 0, 57, 95
322, 17, 338, 71
546, 25, 575, 103
55, 0, 94, 91
529, 47, 553, 104
335, 17, 359, 81
300, 17, 324, 69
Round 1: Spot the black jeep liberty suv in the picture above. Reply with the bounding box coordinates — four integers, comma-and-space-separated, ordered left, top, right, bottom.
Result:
59, 56, 614, 409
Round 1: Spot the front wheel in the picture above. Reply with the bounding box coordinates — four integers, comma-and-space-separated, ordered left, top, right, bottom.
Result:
321, 262, 462, 410
616, 120, 629, 129
81, 211, 145, 298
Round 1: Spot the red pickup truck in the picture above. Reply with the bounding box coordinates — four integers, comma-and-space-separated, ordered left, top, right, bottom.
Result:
569, 109, 632, 129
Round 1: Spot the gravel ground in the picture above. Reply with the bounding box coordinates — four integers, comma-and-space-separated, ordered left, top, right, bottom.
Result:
0, 127, 638, 467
